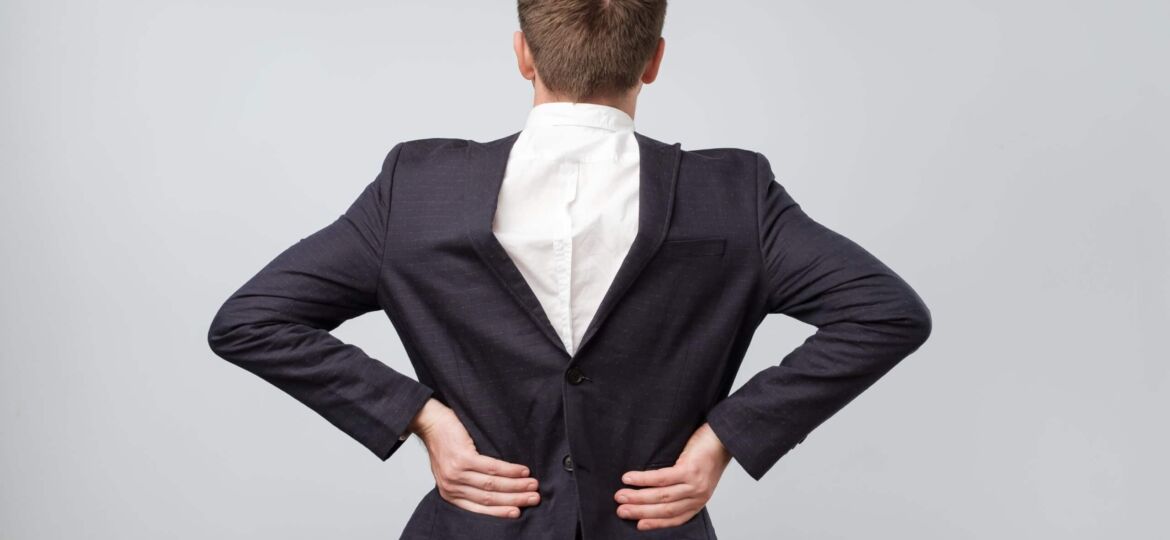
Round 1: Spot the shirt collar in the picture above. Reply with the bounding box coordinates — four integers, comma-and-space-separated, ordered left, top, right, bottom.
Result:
523, 101, 635, 132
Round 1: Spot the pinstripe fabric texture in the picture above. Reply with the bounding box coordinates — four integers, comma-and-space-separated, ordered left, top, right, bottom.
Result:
207, 130, 932, 539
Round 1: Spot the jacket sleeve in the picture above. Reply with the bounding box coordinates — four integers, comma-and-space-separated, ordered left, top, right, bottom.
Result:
704, 151, 933, 481
206, 142, 435, 462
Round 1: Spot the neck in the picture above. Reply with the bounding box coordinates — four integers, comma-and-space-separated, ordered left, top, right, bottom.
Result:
532, 87, 639, 122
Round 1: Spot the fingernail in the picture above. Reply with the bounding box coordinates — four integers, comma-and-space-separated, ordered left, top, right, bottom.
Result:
617, 495, 628, 503
521, 468, 529, 476
527, 495, 538, 504
509, 508, 520, 518
622, 475, 632, 483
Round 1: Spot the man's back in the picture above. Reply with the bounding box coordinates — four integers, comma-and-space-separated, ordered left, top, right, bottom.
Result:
208, 127, 931, 539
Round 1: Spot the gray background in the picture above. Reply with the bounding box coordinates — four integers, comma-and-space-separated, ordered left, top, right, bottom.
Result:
3, 0, 1166, 538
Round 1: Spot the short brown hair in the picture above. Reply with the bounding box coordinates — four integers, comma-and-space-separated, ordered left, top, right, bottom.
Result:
517, 0, 668, 101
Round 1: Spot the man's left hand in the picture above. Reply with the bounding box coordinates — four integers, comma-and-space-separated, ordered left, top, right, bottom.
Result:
613, 422, 733, 531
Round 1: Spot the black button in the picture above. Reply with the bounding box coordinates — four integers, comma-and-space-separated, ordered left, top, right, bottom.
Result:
565, 366, 586, 385
562, 454, 574, 472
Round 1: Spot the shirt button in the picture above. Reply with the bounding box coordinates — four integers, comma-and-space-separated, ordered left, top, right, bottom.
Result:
562, 454, 574, 472
565, 366, 586, 385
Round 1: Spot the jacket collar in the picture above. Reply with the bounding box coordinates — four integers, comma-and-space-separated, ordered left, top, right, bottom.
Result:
462, 129, 682, 359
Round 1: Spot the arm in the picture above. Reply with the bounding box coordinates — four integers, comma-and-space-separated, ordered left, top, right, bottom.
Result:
206, 142, 435, 461
704, 151, 933, 481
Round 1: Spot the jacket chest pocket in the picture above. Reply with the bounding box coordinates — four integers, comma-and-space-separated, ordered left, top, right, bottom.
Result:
658, 236, 726, 258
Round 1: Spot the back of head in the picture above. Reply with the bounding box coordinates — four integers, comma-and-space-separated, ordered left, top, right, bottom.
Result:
517, 0, 668, 102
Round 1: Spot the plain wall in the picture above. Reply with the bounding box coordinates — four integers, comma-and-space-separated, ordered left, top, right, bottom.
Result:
2, 0, 1166, 538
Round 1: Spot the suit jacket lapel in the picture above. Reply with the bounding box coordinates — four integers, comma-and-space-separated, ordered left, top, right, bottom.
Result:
462, 130, 682, 360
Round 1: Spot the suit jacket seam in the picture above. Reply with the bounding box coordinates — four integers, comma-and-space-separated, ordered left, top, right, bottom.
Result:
375, 141, 406, 307
753, 151, 769, 308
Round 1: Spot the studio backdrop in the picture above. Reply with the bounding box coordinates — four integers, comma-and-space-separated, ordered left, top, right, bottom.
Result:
2, 0, 1166, 538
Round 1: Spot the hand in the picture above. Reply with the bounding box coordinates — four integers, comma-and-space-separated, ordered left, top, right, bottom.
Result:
614, 422, 733, 531
408, 399, 541, 519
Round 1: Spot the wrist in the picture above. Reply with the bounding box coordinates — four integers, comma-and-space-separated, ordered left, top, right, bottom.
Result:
407, 398, 449, 439
700, 422, 733, 465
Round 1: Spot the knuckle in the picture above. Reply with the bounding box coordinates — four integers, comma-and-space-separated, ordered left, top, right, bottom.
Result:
441, 470, 461, 485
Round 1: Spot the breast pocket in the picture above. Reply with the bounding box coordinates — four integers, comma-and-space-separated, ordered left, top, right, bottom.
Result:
658, 236, 726, 258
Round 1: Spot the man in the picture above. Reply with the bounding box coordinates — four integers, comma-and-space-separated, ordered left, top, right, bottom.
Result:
207, 1, 933, 538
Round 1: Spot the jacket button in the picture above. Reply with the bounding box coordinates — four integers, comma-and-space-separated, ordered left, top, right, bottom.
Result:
565, 366, 586, 385
562, 454, 574, 472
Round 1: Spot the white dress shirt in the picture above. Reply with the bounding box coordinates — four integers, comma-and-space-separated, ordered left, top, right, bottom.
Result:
493, 102, 640, 356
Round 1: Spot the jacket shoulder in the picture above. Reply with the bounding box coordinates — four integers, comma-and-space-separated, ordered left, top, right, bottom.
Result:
393, 137, 472, 164
683, 146, 757, 162
679, 146, 760, 184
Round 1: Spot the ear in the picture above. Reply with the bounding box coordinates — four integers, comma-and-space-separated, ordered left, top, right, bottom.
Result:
514, 30, 536, 81
641, 37, 666, 84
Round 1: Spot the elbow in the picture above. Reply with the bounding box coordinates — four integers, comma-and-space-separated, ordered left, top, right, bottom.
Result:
206, 302, 249, 361
207, 298, 293, 367
910, 304, 933, 347
865, 277, 932, 358
898, 289, 933, 351
206, 307, 232, 359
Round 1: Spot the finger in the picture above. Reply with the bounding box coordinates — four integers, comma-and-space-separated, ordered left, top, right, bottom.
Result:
637, 515, 695, 531
621, 465, 686, 487
466, 453, 533, 478
615, 498, 698, 521
458, 469, 540, 495
451, 484, 542, 509
448, 496, 523, 519
614, 482, 693, 505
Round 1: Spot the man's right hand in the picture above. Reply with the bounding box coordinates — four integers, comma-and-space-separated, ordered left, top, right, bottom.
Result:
407, 398, 541, 519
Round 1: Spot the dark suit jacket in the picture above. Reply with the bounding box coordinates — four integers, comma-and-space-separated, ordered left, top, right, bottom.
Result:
207, 130, 932, 540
